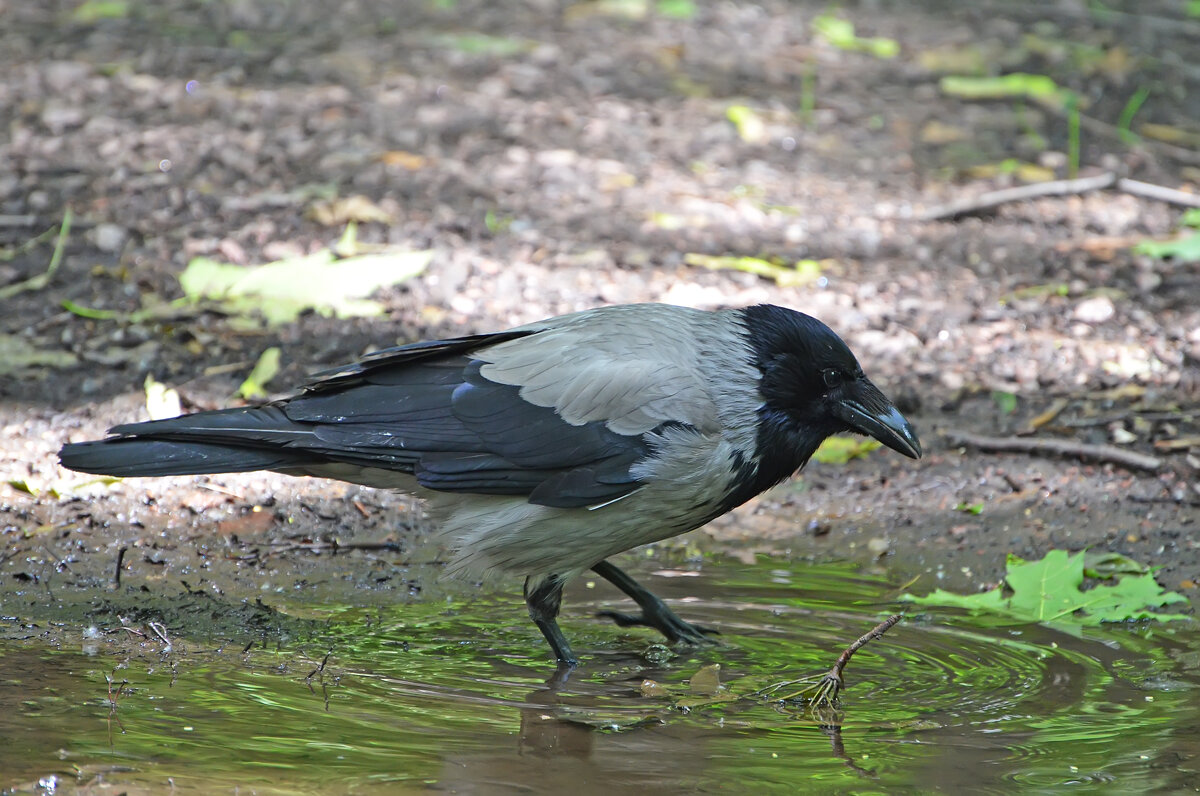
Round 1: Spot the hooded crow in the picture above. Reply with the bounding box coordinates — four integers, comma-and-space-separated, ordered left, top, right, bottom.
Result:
60, 303, 921, 665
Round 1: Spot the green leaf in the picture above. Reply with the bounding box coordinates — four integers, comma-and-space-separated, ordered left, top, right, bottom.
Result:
1083, 551, 1150, 580
812, 436, 881, 464
813, 13, 898, 59
71, 0, 130, 23
655, 0, 695, 19
428, 33, 533, 57
953, 501, 984, 515
902, 550, 1191, 625
725, 105, 767, 143
1005, 551, 1082, 621
902, 586, 1008, 613
991, 390, 1017, 414
238, 347, 282, 401
1134, 231, 1200, 262
684, 253, 822, 287
939, 73, 1071, 108
484, 209, 513, 234
6, 479, 36, 496
179, 247, 431, 325
1133, 209, 1200, 262
687, 663, 722, 696
61, 299, 122, 320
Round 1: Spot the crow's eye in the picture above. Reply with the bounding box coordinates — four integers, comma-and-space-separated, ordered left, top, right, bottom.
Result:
822, 369, 842, 389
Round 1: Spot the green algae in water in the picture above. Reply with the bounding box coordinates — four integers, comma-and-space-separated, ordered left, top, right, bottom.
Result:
2, 558, 1199, 793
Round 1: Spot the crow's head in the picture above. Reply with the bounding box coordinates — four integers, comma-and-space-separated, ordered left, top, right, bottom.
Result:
741, 305, 922, 461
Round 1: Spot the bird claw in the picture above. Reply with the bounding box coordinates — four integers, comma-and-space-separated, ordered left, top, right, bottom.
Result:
595, 609, 719, 645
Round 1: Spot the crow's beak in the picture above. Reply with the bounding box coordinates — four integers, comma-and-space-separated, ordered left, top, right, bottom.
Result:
832, 379, 922, 459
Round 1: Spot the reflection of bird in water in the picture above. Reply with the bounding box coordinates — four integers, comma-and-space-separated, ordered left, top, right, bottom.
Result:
445, 667, 881, 793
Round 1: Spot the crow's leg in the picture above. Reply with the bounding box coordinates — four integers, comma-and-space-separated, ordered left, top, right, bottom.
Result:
592, 560, 718, 644
524, 574, 578, 667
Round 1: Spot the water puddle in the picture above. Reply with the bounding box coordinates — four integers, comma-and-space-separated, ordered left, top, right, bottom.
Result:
2, 558, 1198, 793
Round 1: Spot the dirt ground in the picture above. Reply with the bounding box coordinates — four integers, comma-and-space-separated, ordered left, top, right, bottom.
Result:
2, 0, 1199, 643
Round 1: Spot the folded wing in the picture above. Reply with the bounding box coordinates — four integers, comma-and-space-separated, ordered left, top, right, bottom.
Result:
60, 306, 724, 509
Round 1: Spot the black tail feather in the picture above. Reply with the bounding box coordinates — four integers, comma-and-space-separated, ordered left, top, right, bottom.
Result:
59, 438, 308, 477
58, 406, 314, 477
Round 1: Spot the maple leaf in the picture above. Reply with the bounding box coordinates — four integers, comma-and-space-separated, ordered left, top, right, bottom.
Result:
902, 550, 1191, 626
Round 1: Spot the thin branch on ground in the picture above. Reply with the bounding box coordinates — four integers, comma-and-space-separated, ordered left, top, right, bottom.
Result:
1128, 494, 1200, 508
195, 481, 246, 499
919, 172, 1200, 221
0, 222, 59, 263
1060, 410, 1195, 428
1000, 470, 1025, 492
1117, 178, 1200, 208
249, 539, 404, 555
944, 429, 1163, 472
918, 173, 1117, 221
1153, 436, 1200, 452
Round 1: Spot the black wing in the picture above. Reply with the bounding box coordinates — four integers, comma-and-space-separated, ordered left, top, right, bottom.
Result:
64, 329, 657, 508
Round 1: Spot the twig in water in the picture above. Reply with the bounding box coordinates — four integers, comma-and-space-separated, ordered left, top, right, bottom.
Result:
105, 672, 130, 704
756, 614, 902, 712
305, 650, 333, 681
944, 429, 1162, 472
147, 621, 172, 650
112, 546, 127, 588
823, 725, 877, 778
304, 651, 335, 712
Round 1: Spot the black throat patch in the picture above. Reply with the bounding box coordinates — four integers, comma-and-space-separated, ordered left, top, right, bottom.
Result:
715, 305, 851, 514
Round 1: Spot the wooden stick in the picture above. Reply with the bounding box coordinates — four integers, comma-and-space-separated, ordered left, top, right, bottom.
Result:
944, 429, 1163, 472
919, 173, 1200, 221
113, 546, 128, 588
1118, 177, 1200, 206
1116, 178, 1200, 208
1128, 495, 1200, 508
918, 173, 1117, 221
756, 613, 903, 709
821, 613, 902, 694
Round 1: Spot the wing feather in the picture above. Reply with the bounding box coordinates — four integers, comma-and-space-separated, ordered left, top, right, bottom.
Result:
477, 304, 722, 435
